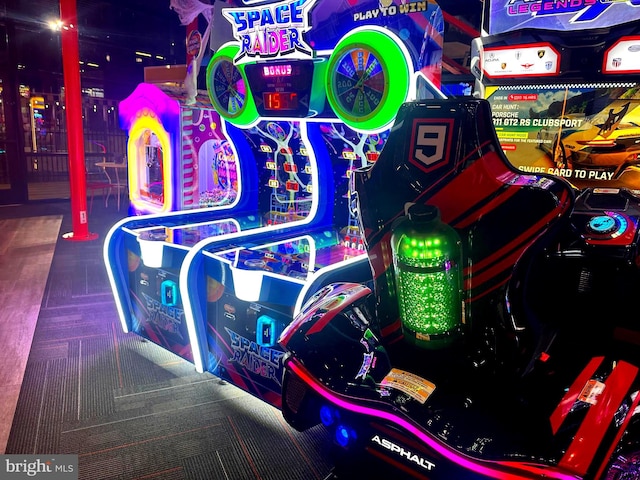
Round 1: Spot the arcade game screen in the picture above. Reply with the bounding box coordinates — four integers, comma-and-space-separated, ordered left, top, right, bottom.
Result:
485, 84, 640, 189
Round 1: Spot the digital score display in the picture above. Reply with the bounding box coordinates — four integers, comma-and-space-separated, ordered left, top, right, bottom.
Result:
263, 92, 299, 111
245, 60, 315, 118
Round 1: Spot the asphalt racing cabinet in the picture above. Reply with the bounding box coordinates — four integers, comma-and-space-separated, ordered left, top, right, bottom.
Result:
278, 98, 640, 479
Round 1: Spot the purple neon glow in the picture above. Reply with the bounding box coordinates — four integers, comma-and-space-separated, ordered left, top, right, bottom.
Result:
287, 360, 580, 480
119, 83, 181, 133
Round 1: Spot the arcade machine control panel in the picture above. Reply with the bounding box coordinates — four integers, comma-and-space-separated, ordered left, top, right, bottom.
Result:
567, 188, 640, 264
539, 187, 640, 330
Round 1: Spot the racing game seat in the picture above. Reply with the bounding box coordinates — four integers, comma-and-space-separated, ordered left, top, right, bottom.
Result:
351, 98, 575, 374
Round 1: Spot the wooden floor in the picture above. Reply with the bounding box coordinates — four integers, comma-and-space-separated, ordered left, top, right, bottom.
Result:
28, 181, 71, 201
0, 214, 62, 453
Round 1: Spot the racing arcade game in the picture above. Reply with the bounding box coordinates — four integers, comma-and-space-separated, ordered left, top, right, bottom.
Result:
279, 99, 640, 480
469, 1, 640, 364
275, 3, 640, 480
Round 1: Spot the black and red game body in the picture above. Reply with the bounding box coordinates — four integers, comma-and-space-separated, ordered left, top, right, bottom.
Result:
280, 98, 640, 479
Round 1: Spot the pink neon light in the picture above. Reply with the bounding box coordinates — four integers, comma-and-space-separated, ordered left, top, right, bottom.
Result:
288, 360, 579, 480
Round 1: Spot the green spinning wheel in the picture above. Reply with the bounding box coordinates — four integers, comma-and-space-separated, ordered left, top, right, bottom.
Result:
326, 29, 411, 132
206, 44, 259, 127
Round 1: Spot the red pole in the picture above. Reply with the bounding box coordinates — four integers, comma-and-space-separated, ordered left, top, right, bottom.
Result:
60, 0, 97, 241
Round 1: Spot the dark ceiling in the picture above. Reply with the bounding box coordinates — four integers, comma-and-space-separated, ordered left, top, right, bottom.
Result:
3, 0, 483, 97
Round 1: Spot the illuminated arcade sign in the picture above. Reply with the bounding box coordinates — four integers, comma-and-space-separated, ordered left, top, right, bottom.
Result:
480, 43, 559, 78
263, 64, 294, 76
488, 0, 640, 34
222, 0, 316, 64
603, 36, 640, 74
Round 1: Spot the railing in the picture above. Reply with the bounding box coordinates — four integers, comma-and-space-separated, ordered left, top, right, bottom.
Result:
24, 93, 128, 193
25, 152, 124, 182
26, 134, 127, 182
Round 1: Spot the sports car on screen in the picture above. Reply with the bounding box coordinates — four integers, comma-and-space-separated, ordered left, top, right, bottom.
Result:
538, 101, 640, 171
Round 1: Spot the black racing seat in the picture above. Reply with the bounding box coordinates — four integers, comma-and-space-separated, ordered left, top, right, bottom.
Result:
351, 98, 575, 373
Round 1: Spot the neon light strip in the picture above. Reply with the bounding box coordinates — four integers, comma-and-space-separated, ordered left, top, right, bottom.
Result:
180, 120, 321, 373
288, 360, 579, 480
103, 218, 136, 333
128, 114, 173, 214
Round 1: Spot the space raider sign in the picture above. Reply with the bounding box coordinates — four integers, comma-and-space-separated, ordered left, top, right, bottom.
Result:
225, 327, 284, 384
489, 0, 640, 34
222, 0, 316, 64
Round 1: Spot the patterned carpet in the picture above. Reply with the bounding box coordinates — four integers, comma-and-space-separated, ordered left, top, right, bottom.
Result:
3, 200, 335, 480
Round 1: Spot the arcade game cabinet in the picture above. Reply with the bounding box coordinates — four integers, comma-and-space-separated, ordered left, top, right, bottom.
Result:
105, 0, 445, 375
106, 2, 640, 478
469, 0, 640, 336
119, 83, 240, 214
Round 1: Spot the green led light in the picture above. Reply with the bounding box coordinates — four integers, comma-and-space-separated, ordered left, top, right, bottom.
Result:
325, 29, 410, 132
391, 205, 463, 349
395, 257, 459, 335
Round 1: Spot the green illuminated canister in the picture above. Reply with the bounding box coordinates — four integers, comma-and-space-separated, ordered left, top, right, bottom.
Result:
391, 204, 463, 349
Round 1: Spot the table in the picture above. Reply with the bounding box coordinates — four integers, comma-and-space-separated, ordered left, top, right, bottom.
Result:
95, 162, 128, 211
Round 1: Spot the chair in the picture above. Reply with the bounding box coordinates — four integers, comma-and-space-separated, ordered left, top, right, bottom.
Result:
86, 165, 112, 213
102, 158, 128, 211
352, 98, 575, 357
88, 142, 129, 211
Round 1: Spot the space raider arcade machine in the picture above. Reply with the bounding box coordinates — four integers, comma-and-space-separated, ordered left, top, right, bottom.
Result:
178, 0, 447, 408
104, 0, 445, 388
